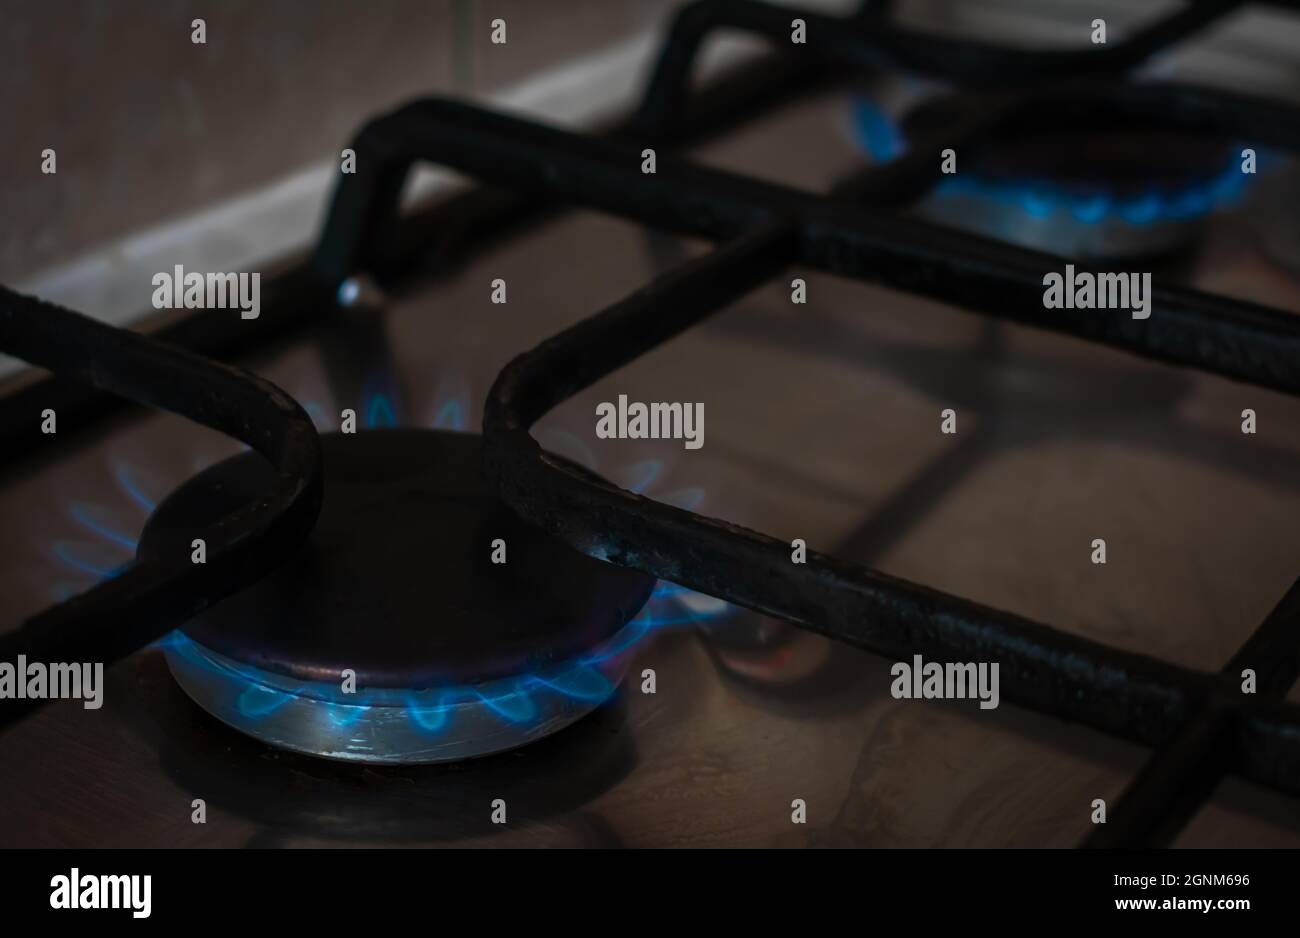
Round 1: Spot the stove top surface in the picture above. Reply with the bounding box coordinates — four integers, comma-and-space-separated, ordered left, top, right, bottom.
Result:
5, 8, 1300, 848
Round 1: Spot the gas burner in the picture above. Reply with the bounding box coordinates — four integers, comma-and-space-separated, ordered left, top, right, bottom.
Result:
8, 0, 1300, 854
137, 429, 655, 764
854, 95, 1249, 260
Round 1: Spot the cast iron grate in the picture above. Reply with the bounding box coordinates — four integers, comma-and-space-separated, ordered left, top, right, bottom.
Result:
2, 0, 1300, 848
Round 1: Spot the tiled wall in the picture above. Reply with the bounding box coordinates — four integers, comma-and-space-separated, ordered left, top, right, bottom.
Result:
3, 0, 676, 282
8, 0, 1298, 285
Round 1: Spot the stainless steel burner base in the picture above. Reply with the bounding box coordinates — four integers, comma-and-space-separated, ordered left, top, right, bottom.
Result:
161, 629, 637, 764
914, 191, 1202, 260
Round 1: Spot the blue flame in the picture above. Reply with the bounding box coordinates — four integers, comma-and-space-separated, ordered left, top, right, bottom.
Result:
850, 95, 1257, 226
52, 541, 125, 580
933, 163, 1249, 226
405, 693, 451, 732
69, 502, 138, 552
474, 685, 538, 723
618, 460, 663, 495
114, 463, 158, 513
43, 388, 737, 741
533, 662, 615, 702
152, 575, 731, 741
534, 427, 598, 469
850, 98, 907, 164
432, 398, 466, 431
49, 467, 151, 592
303, 401, 333, 430
364, 393, 398, 429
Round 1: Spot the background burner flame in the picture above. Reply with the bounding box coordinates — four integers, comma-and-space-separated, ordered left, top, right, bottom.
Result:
849, 96, 1262, 230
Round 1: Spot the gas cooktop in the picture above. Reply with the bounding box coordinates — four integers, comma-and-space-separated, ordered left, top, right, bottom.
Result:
4, 0, 1300, 859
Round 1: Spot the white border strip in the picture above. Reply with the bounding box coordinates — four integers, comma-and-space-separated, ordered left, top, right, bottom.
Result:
3, 29, 768, 377
1, 0, 857, 379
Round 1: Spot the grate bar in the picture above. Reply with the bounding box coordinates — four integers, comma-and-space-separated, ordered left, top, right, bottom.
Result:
635, 0, 1245, 132
314, 96, 1300, 394
3, 0, 1299, 849
0, 287, 323, 728
0, 50, 835, 462
1087, 577, 1300, 846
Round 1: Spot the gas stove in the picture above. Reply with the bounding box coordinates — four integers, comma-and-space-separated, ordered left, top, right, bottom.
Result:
4, 0, 1300, 857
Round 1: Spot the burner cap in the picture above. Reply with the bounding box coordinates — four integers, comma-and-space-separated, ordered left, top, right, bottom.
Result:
138, 429, 656, 763
890, 93, 1247, 259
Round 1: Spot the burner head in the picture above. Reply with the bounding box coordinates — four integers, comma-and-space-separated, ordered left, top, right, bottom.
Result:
890, 94, 1246, 259
138, 429, 656, 764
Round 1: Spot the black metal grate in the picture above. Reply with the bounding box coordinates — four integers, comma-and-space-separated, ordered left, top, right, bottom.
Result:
0, 287, 323, 725
3, 0, 1300, 847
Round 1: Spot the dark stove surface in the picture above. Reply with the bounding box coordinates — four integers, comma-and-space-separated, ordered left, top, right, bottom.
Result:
5, 1, 1300, 848
4, 197, 1299, 843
